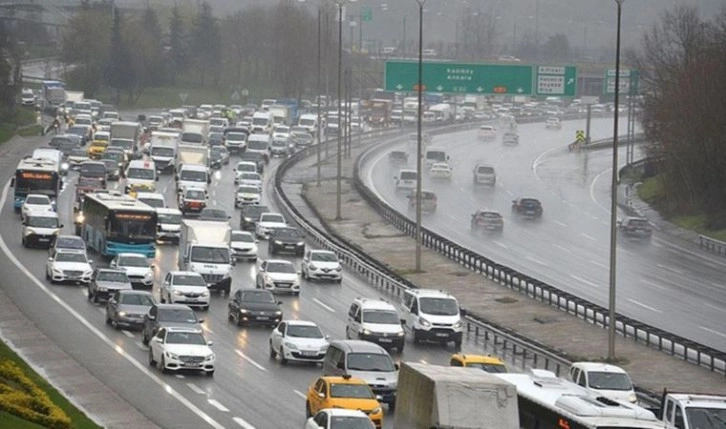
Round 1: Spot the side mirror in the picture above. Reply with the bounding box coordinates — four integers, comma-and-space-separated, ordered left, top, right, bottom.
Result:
48, 257, 53, 261
198, 319, 205, 323
459, 307, 467, 317
89, 260, 95, 266
207, 341, 213, 347
394, 363, 400, 371
400, 319, 406, 325
318, 392, 325, 399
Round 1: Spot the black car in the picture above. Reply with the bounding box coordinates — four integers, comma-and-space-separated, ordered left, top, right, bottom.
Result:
240, 151, 265, 174
268, 227, 306, 256
101, 159, 121, 180
198, 208, 231, 222
511, 198, 543, 219
388, 151, 409, 165
142, 303, 203, 345
240, 205, 270, 231
227, 289, 282, 327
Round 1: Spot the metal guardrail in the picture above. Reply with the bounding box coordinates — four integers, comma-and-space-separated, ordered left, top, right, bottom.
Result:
698, 235, 726, 256
351, 124, 726, 377
272, 116, 665, 406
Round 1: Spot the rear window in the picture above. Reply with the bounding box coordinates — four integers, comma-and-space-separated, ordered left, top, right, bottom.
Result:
181, 133, 202, 144
477, 166, 495, 174
426, 151, 446, 160
400, 171, 417, 180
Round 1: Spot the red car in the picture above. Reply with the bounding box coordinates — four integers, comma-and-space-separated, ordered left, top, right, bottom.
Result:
179, 189, 207, 216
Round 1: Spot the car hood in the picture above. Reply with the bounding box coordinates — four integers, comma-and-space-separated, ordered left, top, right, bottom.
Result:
95, 280, 132, 290
239, 180, 262, 187
26, 226, 60, 235
309, 261, 340, 270
361, 322, 404, 335
266, 272, 298, 282
240, 302, 281, 311
24, 204, 53, 212
116, 304, 152, 315
231, 241, 256, 250
285, 337, 328, 349
164, 344, 213, 357
236, 192, 260, 199
259, 221, 287, 229
590, 388, 636, 403
120, 266, 152, 277
53, 262, 92, 271
329, 397, 381, 412
347, 369, 398, 387
173, 285, 208, 294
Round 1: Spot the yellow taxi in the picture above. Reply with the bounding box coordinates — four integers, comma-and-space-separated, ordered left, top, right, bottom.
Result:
305, 375, 383, 429
87, 140, 108, 159
449, 353, 509, 373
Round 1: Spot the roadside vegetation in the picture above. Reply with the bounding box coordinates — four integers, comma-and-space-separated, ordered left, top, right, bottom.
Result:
0, 108, 38, 143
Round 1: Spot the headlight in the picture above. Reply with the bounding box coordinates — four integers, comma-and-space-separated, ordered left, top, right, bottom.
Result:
117, 311, 127, 317
173, 289, 184, 296
274, 240, 282, 245
201, 291, 209, 297
362, 329, 371, 336
165, 351, 179, 360
204, 354, 215, 362
420, 318, 431, 328
308, 264, 317, 270
97, 286, 107, 292
628, 394, 637, 403
61, 162, 69, 171
75, 213, 84, 223
453, 321, 463, 329
144, 271, 153, 280
371, 407, 382, 415
83, 270, 93, 277
239, 309, 249, 314
296, 241, 304, 246
244, 217, 252, 222
397, 331, 405, 337
24, 229, 34, 236
284, 342, 298, 350
275, 310, 282, 315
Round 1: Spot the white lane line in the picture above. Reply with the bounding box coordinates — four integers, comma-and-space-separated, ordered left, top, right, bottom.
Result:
208, 399, 229, 412
589, 260, 608, 269
80, 289, 87, 297
136, 341, 146, 350
701, 326, 726, 339
581, 233, 596, 241
627, 299, 662, 313
0, 181, 226, 429
175, 374, 185, 379
121, 330, 134, 338
526, 256, 549, 267
589, 167, 612, 214
504, 189, 514, 196
704, 303, 726, 313
233, 416, 257, 429
235, 349, 267, 372
419, 359, 428, 364
201, 325, 214, 334
293, 389, 306, 399
553, 220, 567, 228
640, 279, 666, 291
493, 240, 508, 249
569, 274, 600, 289
552, 243, 573, 254
656, 263, 684, 274
712, 282, 724, 288
313, 298, 336, 313
652, 241, 664, 248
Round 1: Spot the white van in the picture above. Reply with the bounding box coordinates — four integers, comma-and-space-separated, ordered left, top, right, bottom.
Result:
400, 289, 464, 347
124, 160, 158, 194
568, 362, 638, 404
346, 298, 405, 352
251, 111, 273, 134
395, 169, 417, 191
247, 134, 270, 157
22, 211, 62, 248
297, 114, 318, 134
424, 147, 449, 169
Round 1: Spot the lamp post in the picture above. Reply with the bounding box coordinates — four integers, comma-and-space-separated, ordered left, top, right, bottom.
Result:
414, 0, 425, 272
335, 0, 355, 220
316, 4, 322, 187
608, 0, 624, 362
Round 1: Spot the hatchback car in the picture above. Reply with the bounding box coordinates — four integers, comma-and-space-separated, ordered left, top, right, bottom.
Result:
407, 190, 437, 213
449, 353, 508, 373
235, 185, 262, 207
255, 212, 287, 239
618, 216, 652, 240
256, 259, 301, 295
301, 250, 342, 283
227, 289, 282, 327
160, 271, 210, 311
270, 320, 329, 364
106, 290, 155, 330
511, 197, 543, 219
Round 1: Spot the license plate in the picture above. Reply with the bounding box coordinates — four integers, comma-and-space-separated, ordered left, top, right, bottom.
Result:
301, 351, 317, 356
39, 238, 50, 242
285, 245, 295, 248
435, 333, 448, 337
379, 338, 392, 343
184, 363, 201, 367
257, 316, 269, 320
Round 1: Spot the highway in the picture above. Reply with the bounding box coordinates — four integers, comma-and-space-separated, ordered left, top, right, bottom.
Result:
0, 131, 527, 429
362, 118, 726, 352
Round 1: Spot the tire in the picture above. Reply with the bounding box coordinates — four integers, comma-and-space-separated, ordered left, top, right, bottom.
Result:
159, 356, 167, 373
207, 370, 214, 377
92, 292, 99, 304
335, 278, 342, 284
87, 290, 93, 301
45, 270, 50, 280
22, 236, 27, 248
148, 349, 156, 366
269, 342, 277, 359
301, 268, 308, 280
454, 339, 462, 349
235, 312, 243, 327
413, 329, 421, 344
388, 400, 396, 412
279, 346, 288, 365
305, 402, 312, 418
105, 313, 112, 325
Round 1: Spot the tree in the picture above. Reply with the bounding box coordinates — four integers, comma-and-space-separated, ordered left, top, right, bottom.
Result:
60, 5, 111, 96
458, 7, 499, 60
190, 1, 221, 86
106, 8, 135, 103
0, 22, 21, 115
543, 33, 570, 62
168, 4, 188, 85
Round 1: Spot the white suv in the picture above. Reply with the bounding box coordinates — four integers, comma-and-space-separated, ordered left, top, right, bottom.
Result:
301, 250, 342, 283
400, 289, 464, 347
255, 213, 287, 239
160, 271, 210, 311
109, 253, 154, 288
346, 298, 405, 352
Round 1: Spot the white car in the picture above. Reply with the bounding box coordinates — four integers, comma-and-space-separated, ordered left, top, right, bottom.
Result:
46, 249, 94, 284
237, 172, 263, 190
235, 185, 262, 207
255, 212, 287, 239
305, 409, 375, 429
109, 253, 154, 288
545, 117, 562, 130
135, 192, 166, 209
230, 230, 258, 261
21, 89, 36, 106
148, 327, 215, 376
272, 125, 291, 141
477, 125, 497, 140
234, 161, 259, 184
22, 211, 62, 248
21, 194, 55, 221
160, 271, 210, 311
269, 320, 329, 364
256, 259, 300, 295
429, 162, 453, 180
301, 250, 342, 283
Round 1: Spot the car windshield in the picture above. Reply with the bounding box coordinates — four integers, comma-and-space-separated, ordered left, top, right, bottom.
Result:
190, 247, 230, 264
241, 173, 261, 181
330, 417, 374, 428
28, 216, 58, 228
400, 172, 416, 180
262, 214, 284, 224
186, 190, 206, 200
311, 252, 338, 262
56, 238, 85, 250
158, 308, 197, 323
628, 219, 649, 227
227, 133, 247, 141
158, 213, 182, 224
477, 166, 495, 174
127, 168, 154, 180
138, 198, 164, 208
266, 262, 296, 274
102, 152, 123, 162
241, 291, 275, 303
238, 186, 258, 194
56, 252, 87, 263
684, 407, 726, 429
521, 199, 541, 207
362, 310, 400, 325
180, 170, 206, 182
173, 274, 205, 286
467, 362, 508, 373
165, 331, 207, 345
252, 117, 268, 126
588, 372, 633, 391
118, 256, 148, 267
271, 141, 287, 148
150, 147, 174, 157
426, 151, 445, 161
329, 383, 374, 399
25, 196, 50, 205
80, 163, 106, 177
236, 164, 256, 173
231, 232, 254, 243
96, 271, 129, 283
119, 293, 154, 306
287, 325, 323, 338
346, 353, 395, 372
419, 297, 459, 316
274, 229, 301, 239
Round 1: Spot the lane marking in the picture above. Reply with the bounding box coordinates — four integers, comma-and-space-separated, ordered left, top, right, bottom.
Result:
0, 181, 226, 429
136, 341, 145, 350
493, 240, 508, 249
97, 307, 105, 314
589, 260, 608, 269
79, 289, 87, 297
656, 263, 684, 275
235, 349, 267, 372
121, 330, 134, 338
313, 298, 336, 313
553, 220, 567, 228
526, 256, 549, 267
640, 279, 666, 291
208, 399, 229, 412
627, 299, 662, 313
701, 326, 726, 339
420, 359, 428, 364
581, 233, 596, 241
233, 417, 257, 429
201, 325, 214, 334
293, 389, 306, 399
175, 374, 185, 379
704, 303, 726, 314
589, 167, 612, 214
569, 274, 600, 289
552, 243, 573, 254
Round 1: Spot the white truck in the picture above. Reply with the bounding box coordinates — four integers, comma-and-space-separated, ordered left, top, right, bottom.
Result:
181, 119, 210, 145
179, 219, 233, 295
428, 103, 452, 122
268, 104, 292, 126
463, 95, 487, 111
394, 362, 519, 429
148, 131, 180, 173
110, 121, 142, 158
651, 391, 726, 429
62, 91, 85, 114
175, 144, 208, 172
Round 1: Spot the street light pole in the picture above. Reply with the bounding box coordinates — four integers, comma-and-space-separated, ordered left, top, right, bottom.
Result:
316, 5, 322, 187
608, 0, 624, 362
415, 0, 425, 272
335, 1, 343, 220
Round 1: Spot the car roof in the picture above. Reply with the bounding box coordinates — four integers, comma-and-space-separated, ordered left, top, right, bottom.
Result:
355, 298, 397, 311
56, 249, 86, 254
155, 303, 195, 310
572, 362, 629, 374
96, 268, 128, 275
310, 249, 335, 255
26, 211, 59, 218
55, 234, 83, 241
431, 163, 449, 168
156, 208, 182, 215
265, 259, 294, 265
164, 327, 203, 334
285, 320, 318, 327
318, 408, 369, 418
168, 271, 203, 276
406, 288, 454, 298
135, 192, 164, 199
320, 375, 369, 385
328, 340, 387, 354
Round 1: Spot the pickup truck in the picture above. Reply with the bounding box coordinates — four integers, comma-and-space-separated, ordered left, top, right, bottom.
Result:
649, 391, 726, 429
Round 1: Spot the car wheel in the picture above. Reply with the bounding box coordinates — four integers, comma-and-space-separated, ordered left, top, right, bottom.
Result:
279, 346, 288, 365
397, 342, 405, 353
301, 267, 308, 280
21, 236, 27, 247
201, 305, 209, 311
45, 269, 50, 280
105, 313, 112, 325
345, 326, 351, 340
335, 278, 342, 284
413, 329, 421, 344
92, 292, 99, 304
305, 402, 312, 418
207, 370, 214, 377
269, 341, 276, 359
87, 290, 93, 301
148, 349, 156, 366
159, 356, 167, 373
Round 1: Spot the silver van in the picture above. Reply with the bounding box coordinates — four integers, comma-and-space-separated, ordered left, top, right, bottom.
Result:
322, 340, 398, 409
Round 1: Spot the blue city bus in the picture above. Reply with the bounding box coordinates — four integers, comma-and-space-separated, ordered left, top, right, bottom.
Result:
79, 192, 157, 258
11, 158, 62, 212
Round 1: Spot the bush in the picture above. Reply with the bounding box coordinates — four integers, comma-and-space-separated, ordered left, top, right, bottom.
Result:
0, 361, 71, 429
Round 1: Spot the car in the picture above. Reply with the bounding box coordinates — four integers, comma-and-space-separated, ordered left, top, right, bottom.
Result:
268, 227, 305, 256
147, 116, 164, 130
197, 207, 231, 222
618, 216, 652, 240
101, 159, 121, 180
235, 185, 262, 207
21, 88, 36, 106
178, 188, 207, 216
255, 212, 287, 239
449, 353, 508, 373
22, 211, 62, 248
394, 169, 417, 192
406, 190, 437, 213
142, 303, 203, 346
101, 147, 128, 171
473, 164, 496, 186
88, 268, 133, 304
471, 210, 504, 232
49, 235, 86, 258
502, 132, 519, 146
388, 151, 408, 165
234, 161, 259, 184
225, 130, 249, 154
545, 117, 562, 129
239, 151, 265, 174
269, 139, 291, 157
45, 249, 94, 284
237, 204, 268, 231
290, 130, 313, 148
135, 192, 165, 209
429, 162, 453, 180
305, 409, 375, 429
511, 197, 543, 219
270, 320, 329, 364
237, 172, 263, 190
227, 289, 283, 327
305, 376, 383, 428
109, 253, 154, 288
256, 259, 301, 295
345, 298, 405, 352
568, 362, 637, 404
67, 124, 93, 145
230, 230, 258, 261
68, 147, 90, 169
105, 290, 155, 330
272, 125, 291, 141
208, 132, 225, 148
20, 194, 55, 222
148, 327, 215, 376
160, 271, 210, 310
477, 124, 497, 140
209, 145, 230, 168
301, 250, 342, 283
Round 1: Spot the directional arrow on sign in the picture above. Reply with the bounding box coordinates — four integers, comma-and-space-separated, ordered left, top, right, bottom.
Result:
396, 84, 403, 90
476, 86, 483, 92
517, 87, 523, 93
567, 78, 575, 85
436, 85, 443, 91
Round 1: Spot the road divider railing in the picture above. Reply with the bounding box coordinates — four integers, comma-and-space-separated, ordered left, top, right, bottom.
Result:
273, 114, 667, 405
699, 235, 726, 257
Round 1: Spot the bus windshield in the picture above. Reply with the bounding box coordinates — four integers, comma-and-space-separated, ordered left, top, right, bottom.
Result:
108, 211, 156, 242
15, 170, 59, 197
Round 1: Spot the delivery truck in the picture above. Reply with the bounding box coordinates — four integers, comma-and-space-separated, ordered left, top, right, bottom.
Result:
179, 219, 233, 295
181, 119, 210, 145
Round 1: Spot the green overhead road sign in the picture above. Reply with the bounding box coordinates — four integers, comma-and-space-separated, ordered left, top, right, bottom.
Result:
384, 61, 533, 95
361, 7, 372, 21
604, 69, 639, 95
536, 65, 577, 97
